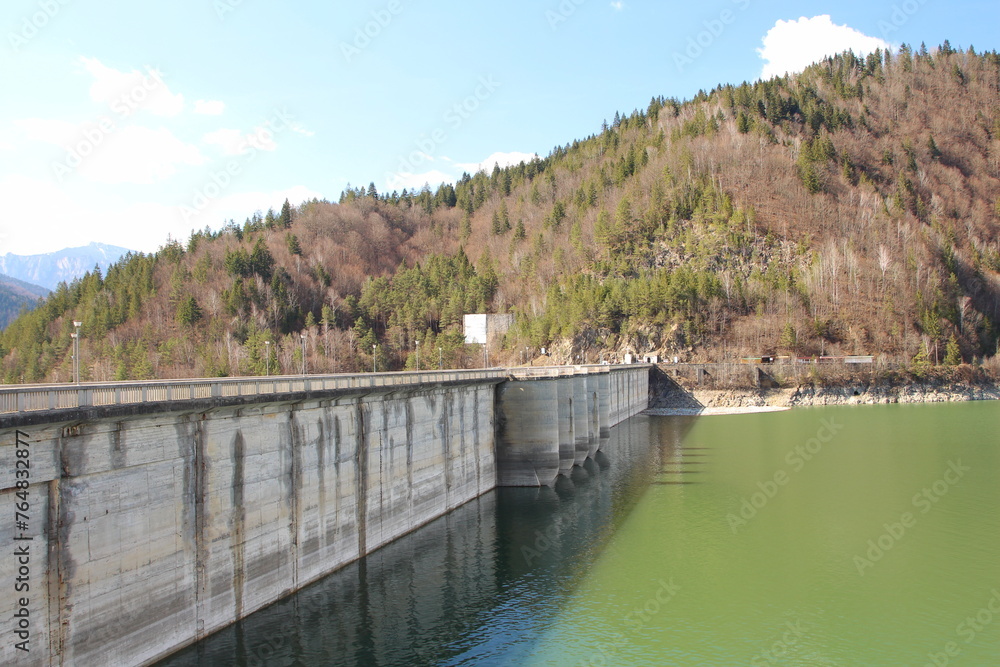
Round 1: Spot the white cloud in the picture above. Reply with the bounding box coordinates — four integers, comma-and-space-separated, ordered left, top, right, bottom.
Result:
179, 185, 325, 229
202, 128, 245, 155
194, 99, 226, 115
611, 1, 625, 10
203, 123, 280, 156
78, 56, 185, 117
757, 15, 891, 79
385, 170, 456, 192
385, 151, 540, 192
15, 118, 79, 146
455, 151, 538, 174
0, 175, 122, 254
77, 126, 208, 184
17, 118, 207, 185
289, 122, 315, 137
0, 175, 324, 255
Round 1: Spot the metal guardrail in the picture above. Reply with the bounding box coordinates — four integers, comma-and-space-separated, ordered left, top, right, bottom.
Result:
0, 364, 651, 417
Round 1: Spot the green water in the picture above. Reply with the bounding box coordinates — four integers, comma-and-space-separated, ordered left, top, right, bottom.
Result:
527, 402, 1000, 666
159, 402, 999, 666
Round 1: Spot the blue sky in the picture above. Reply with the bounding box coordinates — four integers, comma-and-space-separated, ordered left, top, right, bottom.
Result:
0, 0, 996, 255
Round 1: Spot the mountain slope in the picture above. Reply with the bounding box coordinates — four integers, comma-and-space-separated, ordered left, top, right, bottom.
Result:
0, 242, 134, 291
0, 273, 48, 331
2, 44, 999, 382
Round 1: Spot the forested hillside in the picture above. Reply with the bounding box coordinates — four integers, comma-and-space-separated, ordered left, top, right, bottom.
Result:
3, 44, 1000, 383
0, 274, 48, 331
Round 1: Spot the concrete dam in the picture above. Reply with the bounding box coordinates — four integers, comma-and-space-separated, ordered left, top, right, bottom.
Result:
0, 364, 649, 666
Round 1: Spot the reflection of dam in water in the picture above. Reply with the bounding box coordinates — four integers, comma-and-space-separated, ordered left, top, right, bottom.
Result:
159, 412, 689, 666
0, 365, 648, 666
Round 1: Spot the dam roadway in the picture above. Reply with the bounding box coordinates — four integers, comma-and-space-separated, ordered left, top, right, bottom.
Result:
0, 364, 649, 666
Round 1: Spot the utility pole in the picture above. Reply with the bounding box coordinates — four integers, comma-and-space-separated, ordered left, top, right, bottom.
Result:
300, 334, 307, 375
71, 320, 82, 384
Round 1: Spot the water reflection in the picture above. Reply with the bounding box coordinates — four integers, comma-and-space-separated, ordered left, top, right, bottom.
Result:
158, 415, 681, 666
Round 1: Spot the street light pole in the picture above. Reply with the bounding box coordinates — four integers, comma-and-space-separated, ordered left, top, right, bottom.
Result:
265, 341, 271, 376
415, 340, 420, 371
72, 320, 82, 384
439, 346, 443, 370
300, 334, 307, 375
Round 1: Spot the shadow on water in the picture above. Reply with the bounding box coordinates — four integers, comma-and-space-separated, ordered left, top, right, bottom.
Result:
156, 414, 702, 667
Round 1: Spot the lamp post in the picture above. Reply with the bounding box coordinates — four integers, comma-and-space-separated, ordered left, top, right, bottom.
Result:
439, 346, 443, 370
265, 340, 271, 376
373, 344, 377, 373
300, 334, 307, 375
72, 320, 82, 384
415, 340, 420, 371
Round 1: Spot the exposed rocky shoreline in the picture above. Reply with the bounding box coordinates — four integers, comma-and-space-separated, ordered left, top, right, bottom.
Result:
687, 383, 1000, 409
648, 368, 1000, 412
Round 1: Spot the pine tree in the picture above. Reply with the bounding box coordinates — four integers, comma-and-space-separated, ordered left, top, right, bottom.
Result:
513, 219, 526, 241
736, 111, 751, 134
779, 322, 797, 351
176, 296, 202, 326
286, 233, 302, 256
944, 334, 962, 365
491, 210, 506, 235
460, 213, 472, 241
250, 238, 274, 280
800, 163, 822, 194
280, 199, 293, 228
927, 135, 942, 160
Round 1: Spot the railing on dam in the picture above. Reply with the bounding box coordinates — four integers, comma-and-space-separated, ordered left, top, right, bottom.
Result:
0, 364, 649, 417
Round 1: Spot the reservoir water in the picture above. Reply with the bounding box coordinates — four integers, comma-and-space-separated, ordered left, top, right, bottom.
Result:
158, 402, 1000, 666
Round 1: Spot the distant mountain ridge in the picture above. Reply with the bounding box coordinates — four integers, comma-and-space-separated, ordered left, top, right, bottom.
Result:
0, 242, 134, 291
0, 273, 49, 331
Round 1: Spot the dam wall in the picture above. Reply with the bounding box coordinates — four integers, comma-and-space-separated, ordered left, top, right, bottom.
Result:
0, 365, 649, 666
494, 365, 649, 487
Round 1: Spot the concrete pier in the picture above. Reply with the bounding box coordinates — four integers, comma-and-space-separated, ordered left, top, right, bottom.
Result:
494, 366, 649, 487
0, 364, 650, 666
